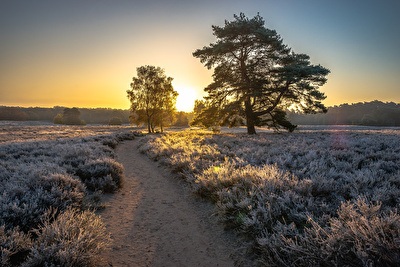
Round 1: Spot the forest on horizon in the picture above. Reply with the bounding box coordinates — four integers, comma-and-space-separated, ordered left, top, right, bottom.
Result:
0, 100, 399, 127
287, 100, 400, 126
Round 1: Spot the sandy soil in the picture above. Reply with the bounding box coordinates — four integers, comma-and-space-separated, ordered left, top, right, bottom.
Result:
100, 138, 246, 267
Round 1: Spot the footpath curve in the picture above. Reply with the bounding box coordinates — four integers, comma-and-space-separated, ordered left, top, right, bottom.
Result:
100, 138, 242, 266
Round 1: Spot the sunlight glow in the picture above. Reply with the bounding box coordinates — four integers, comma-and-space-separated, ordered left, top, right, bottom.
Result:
174, 85, 197, 112
1, 2, 398, 110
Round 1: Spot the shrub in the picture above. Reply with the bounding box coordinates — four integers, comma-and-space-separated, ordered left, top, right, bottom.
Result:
0, 172, 85, 232
326, 199, 400, 266
75, 158, 124, 192
23, 209, 111, 267
256, 198, 400, 267
0, 226, 32, 267
108, 117, 123, 125
53, 113, 63, 124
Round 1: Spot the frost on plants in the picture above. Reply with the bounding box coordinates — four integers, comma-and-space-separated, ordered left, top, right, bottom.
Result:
0, 123, 135, 266
23, 209, 111, 267
75, 158, 124, 192
0, 226, 32, 267
256, 198, 400, 266
141, 128, 400, 266
0, 172, 85, 232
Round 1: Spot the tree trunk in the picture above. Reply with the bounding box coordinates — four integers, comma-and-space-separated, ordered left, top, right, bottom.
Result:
247, 121, 256, 134
160, 112, 164, 133
245, 98, 256, 134
147, 117, 151, 133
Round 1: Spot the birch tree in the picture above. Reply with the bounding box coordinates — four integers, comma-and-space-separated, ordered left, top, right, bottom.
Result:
127, 65, 178, 133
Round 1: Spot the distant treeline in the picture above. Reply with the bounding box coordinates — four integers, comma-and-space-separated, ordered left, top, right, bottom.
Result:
0, 106, 131, 124
1, 100, 399, 126
288, 101, 400, 126
0, 106, 192, 126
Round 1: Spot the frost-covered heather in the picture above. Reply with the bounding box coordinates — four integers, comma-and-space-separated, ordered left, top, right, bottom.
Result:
23, 209, 111, 267
0, 121, 133, 144
0, 123, 135, 266
140, 128, 400, 266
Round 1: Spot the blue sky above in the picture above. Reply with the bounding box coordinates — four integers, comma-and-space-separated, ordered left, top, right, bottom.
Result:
0, 0, 399, 110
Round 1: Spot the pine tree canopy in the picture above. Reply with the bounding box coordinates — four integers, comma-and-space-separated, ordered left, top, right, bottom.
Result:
193, 13, 330, 134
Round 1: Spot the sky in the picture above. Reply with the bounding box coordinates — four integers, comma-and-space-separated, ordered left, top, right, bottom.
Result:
1, 0, 399, 112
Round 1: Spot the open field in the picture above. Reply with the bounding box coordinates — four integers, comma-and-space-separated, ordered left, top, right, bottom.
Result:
1, 122, 399, 266
0, 122, 135, 266
0, 121, 135, 144
139, 126, 400, 266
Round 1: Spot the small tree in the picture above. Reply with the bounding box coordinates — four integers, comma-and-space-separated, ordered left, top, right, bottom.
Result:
54, 108, 85, 125
127, 65, 178, 133
53, 113, 63, 124
193, 13, 330, 134
108, 117, 122, 125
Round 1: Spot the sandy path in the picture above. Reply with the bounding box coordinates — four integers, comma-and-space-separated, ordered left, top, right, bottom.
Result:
100, 139, 242, 267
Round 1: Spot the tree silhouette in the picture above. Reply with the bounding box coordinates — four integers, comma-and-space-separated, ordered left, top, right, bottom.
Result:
191, 100, 221, 128
127, 65, 178, 133
61, 108, 85, 125
193, 13, 330, 134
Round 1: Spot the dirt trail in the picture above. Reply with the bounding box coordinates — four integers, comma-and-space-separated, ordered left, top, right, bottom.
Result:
100, 139, 243, 267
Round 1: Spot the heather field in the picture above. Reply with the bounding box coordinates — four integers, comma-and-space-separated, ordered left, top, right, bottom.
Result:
0, 122, 135, 266
139, 127, 400, 266
0, 121, 133, 144
1, 122, 400, 266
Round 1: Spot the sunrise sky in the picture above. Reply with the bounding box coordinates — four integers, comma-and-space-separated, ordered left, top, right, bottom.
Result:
1, 0, 399, 111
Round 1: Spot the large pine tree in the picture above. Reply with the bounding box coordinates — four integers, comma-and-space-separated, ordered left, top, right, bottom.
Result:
193, 13, 330, 134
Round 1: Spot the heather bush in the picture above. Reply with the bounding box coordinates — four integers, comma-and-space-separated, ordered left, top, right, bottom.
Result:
23, 209, 111, 267
327, 199, 400, 266
0, 226, 32, 267
211, 163, 316, 235
139, 130, 223, 177
0, 172, 85, 232
140, 128, 400, 266
76, 158, 124, 192
256, 198, 400, 266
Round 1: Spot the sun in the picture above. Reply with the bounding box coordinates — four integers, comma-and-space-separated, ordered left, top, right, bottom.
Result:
174, 85, 198, 112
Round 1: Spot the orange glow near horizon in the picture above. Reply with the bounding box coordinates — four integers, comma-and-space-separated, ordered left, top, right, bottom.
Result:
1, 71, 398, 111
1, 2, 399, 111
